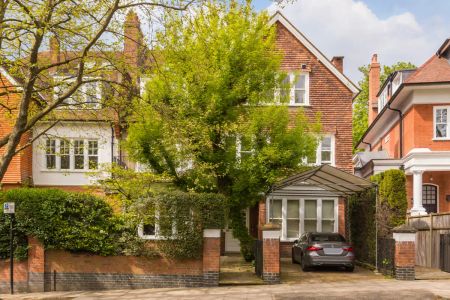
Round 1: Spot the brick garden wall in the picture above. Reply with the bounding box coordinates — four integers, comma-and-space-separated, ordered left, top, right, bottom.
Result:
0, 233, 221, 294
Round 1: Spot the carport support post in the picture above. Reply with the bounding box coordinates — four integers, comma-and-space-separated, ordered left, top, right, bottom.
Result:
393, 225, 417, 280
262, 224, 281, 284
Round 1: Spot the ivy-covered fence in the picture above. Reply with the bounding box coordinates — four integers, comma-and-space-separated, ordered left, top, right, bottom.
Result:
348, 169, 407, 267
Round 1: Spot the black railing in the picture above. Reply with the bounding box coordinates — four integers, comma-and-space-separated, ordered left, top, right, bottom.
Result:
377, 237, 395, 276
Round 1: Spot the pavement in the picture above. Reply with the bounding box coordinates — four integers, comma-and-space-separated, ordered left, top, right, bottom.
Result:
1, 279, 450, 300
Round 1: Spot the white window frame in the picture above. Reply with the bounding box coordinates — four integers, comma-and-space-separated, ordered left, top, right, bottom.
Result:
276, 72, 310, 106
305, 135, 335, 166
236, 135, 254, 163
266, 197, 338, 242
53, 76, 102, 109
140, 77, 151, 97
137, 211, 179, 240
434, 106, 450, 140
43, 138, 100, 172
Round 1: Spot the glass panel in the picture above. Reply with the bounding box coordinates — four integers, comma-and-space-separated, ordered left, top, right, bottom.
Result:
60, 140, 70, 169
295, 75, 306, 89
322, 200, 335, 219
287, 200, 299, 218
304, 200, 317, 219
436, 124, 447, 138
304, 220, 317, 233
74, 140, 84, 169
143, 224, 155, 236
46, 156, 56, 169
46, 139, 56, 169
321, 136, 331, 149
271, 199, 282, 219
294, 90, 305, 104
88, 140, 98, 169
280, 74, 290, 101
322, 220, 334, 232
287, 220, 300, 238
321, 151, 331, 163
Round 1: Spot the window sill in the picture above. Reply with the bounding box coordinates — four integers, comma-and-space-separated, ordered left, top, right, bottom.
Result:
433, 138, 450, 141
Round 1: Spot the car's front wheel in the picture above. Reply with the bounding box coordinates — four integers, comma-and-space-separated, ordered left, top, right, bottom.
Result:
292, 249, 297, 264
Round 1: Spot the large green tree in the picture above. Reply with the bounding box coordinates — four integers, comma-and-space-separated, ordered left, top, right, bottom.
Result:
125, 0, 320, 258
352, 61, 416, 150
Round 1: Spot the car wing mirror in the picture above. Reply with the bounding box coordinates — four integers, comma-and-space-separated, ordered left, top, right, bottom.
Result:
294, 239, 299, 244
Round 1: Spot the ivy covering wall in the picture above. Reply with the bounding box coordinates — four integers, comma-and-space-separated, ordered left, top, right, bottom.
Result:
348, 169, 407, 265
0, 188, 226, 260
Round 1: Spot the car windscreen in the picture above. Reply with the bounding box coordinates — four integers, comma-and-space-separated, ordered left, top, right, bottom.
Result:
311, 234, 345, 242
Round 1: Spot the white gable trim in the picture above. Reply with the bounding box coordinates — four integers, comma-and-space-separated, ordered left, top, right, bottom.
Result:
269, 11, 359, 95
0, 66, 22, 90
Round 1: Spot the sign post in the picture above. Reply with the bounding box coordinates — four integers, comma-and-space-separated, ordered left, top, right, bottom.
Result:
3, 202, 15, 295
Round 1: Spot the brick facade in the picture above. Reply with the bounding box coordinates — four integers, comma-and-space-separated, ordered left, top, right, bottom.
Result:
275, 21, 354, 173
0, 232, 221, 293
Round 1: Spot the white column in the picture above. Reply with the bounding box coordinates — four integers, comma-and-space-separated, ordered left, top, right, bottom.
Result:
411, 170, 427, 216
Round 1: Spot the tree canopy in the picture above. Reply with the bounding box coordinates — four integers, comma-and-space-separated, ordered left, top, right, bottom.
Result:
125, 0, 321, 258
352, 61, 416, 150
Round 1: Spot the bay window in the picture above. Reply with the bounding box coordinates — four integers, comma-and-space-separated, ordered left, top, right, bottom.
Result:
267, 197, 338, 241
434, 106, 449, 139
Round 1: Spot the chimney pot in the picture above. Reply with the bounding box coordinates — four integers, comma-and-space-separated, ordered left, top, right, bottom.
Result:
331, 56, 344, 73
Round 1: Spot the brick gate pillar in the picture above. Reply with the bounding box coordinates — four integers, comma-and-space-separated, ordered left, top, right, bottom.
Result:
202, 229, 221, 286
393, 225, 417, 280
27, 237, 45, 292
262, 224, 281, 284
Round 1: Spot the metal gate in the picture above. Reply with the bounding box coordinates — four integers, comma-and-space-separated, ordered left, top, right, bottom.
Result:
440, 234, 450, 273
377, 237, 395, 276
254, 240, 263, 277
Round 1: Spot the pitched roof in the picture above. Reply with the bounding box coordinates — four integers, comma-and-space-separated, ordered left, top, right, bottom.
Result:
405, 52, 450, 84
269, 11, 359, 95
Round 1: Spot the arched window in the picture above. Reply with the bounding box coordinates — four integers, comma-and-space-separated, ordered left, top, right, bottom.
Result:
422, 184, 438, 213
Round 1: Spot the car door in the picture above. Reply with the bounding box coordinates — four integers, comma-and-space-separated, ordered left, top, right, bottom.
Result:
293, 234, 303, 261
298, 233, 308, 258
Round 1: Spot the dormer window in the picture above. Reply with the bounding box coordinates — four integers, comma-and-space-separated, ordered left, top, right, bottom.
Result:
378, 88, 388, 113
54, 76, 102, 109
278, 72, 310, 106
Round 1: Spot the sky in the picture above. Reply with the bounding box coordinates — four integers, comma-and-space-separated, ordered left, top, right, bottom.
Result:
252, 0, 450, 84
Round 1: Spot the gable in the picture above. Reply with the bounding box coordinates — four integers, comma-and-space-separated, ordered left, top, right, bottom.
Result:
269, 12, 359, 94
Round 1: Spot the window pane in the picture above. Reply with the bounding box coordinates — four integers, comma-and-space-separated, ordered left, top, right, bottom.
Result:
294, 90, 305, 104
322, 220, 334, 232
88, 141, 98, 155
287, 200, 299, 218
436, 124, 447, 138
88, 156, 98, 169
271, 199, 282, 219
322, 200, 335, 219
287, 219, 299, 238
143, 223, 155, 236
321, 137, 331, 149
60, 140, 70, 169
321, 151, 331, 163
304, 200, 317, 219
46, 139, 56, 169
280, 74, 290, 101
74, 140, 84, 169
46, 155, 56, 169
61, 155, 70, 169
295, 75, 306, 89
304, 220, 317, 233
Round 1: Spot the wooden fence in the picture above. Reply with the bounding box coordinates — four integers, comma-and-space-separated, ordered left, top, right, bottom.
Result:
407, 213, 450, 268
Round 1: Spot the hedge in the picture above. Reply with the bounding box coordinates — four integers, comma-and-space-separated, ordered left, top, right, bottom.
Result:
348, 169, 407, 266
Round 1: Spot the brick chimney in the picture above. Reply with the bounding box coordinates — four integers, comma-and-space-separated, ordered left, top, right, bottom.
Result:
49, 36, 60, 74
368, 54, 380, 125
331, 56, 344, 73
124, 10, 143, 70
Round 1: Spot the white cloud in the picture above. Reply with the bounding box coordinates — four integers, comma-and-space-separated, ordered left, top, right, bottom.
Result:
268, 0, 446, 84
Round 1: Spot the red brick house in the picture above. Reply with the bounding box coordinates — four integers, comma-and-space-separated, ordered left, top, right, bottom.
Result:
231, 12, 359, 256
354, 38, 450, 216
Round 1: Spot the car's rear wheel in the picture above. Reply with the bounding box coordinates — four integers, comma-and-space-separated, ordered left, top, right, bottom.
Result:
300, 255, 310, 272
345, 266, 354, 272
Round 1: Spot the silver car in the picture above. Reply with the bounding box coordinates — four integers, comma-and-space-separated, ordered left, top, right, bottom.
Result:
292, 232, 355, 272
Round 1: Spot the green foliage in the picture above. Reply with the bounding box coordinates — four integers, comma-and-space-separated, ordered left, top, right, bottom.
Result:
349, 169, 407, 265
125, 0, 321, 257
352, 61, 416, 150
348, 187, 377, 265
131, 191, 227, 259
371, 169, 407, 235
0, 188, 125, 259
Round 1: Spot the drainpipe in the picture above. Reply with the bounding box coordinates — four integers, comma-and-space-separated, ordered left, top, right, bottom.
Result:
387, 104, 403, 158
111, 125, 114, 163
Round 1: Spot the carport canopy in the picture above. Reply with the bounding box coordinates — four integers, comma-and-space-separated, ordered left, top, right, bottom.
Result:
272, 164, 375, 197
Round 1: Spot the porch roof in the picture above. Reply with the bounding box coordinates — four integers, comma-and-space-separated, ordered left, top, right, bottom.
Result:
272, 165, 375, 197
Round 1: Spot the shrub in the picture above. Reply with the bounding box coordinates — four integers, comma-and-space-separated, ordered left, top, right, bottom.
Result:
0, 188, 123, 259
